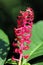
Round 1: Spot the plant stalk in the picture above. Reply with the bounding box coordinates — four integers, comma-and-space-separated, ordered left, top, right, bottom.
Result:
18, 54, 22, 65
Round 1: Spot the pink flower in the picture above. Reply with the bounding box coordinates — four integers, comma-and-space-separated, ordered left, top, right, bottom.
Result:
15, 48, 19, 53
26, 40, 31, 44
12, 42, 17, 47
23, 34, 31, 39
19, 38, 24, 44
14, 27, 23, 36
15, 48, 22, 54
23, 55, 29, 59
12, 56, 19, 61
23, 45, 29, 50
17, 16, 24, 27
26, 7, 34, 22
19, 49, 22, 54
23, 26, 31, 33
12, 56, 15, 61
20, 11, 29, 19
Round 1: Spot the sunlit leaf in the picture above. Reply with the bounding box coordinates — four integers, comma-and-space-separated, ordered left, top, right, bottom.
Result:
0, 29, 10, 65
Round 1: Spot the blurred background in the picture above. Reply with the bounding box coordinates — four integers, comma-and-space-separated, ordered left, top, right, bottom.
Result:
0, 0, 43, 64
0, 0, 43, 43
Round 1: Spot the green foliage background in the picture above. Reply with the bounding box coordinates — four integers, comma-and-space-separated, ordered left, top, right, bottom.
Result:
0, 0, 43, 42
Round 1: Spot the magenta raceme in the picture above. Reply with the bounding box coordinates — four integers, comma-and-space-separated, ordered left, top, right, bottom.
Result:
12, 7, 34, 61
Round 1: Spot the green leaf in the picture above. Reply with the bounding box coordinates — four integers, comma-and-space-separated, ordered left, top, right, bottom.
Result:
22, 59, 27, 65
22, 59, 31, 65
32, 62, 43, 65
6, 58, 17, 65
0, 29, 10, 65
23, 63, 31, 65
23, 21, 43, 61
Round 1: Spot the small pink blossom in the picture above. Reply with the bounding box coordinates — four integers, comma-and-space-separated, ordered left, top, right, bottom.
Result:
19, 49, 22, 54
14, 27, 23, 36
23, 55, 29, 59
12, 56, 19, 61
23, 45, 29, 50
12, 42, 17, 47
15, 48, 19, 53
12, 56, 15, 61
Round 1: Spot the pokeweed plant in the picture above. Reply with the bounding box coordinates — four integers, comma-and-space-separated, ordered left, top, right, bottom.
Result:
5, 8, 43, 65
11, 7, 34, 65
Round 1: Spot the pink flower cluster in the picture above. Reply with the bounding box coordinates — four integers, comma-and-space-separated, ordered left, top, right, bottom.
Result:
12, 7, 34, 61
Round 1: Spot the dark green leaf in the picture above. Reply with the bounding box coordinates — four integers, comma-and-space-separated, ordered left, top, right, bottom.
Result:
32, 62, 43, 65
0, 29, 10, 65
